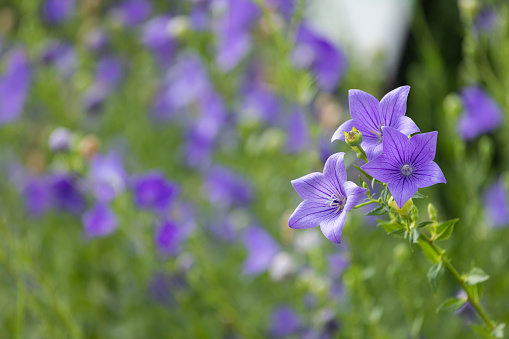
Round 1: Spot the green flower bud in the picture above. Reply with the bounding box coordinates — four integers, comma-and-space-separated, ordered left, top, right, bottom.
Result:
343, 127, 363, 147
389, 197, 413, 216
427, 203, 437, 221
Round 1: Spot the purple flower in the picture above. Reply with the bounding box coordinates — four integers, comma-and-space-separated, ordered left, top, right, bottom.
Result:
132, 171, 179, 213
142, 16, 177, 67
474, 7, 497, 34
83, 203, 118, 238
327, 252, 350, 280
285, 106, 309, 153
289, 152, 367, 244
457, 86, 502, 140
41, 0, 75, 25
23, 176, 51, 216
269, 306, 302, 337
89, 152, 127, 202
331, 86, 419, 160
204, 166, 253, 207
110, 0, 152, 27
48, 127, 71, 152
48, 173, 86, 214
95, 55, 124, 90
265, 0, 295, 19
292, 24, 347, 92
40, 41, 77, 78
484, 179, 509, 228
242, 225, 279, 275
0, 48, 31, 125
155, 220, 185, 256
361, 127, 446, 208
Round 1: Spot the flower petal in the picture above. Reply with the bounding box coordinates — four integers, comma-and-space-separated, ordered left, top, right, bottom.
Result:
388, 176, 418, 209
343, 181, 368, 211
395, 116, 420, 136
331, 119, 355, 143
320, 211, 346, 244
348, 89, 381, 132
361, 154, 401, 184
363, 141, 384, 161
291, 172, 332, 202
323, 152, 347, 194
288, 200, 335, 229
381, 126, 410, 165
413, 161, 446, 188
380, 85, 410, 126
409, 131, 438, 166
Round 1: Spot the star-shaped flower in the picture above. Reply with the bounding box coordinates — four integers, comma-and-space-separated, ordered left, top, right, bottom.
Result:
331, 86, 419, 160
289, 152, 367, 244
361, 127, 446, 208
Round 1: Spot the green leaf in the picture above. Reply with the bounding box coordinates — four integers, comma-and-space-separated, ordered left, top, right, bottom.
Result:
472, 324, 494, 339
417, 221, 434, 228
418, 239, 440, 263
354, 164, 373, 181
365, 205, 388, 216
381, 186, 389, 205
465, 267, 490, 286
427, 263, 444, 294
434, 218, 459, 241
435, 297, 467, 313
412, 191, 427, 199
378, 220, 404, 234
408, 227, 421, 244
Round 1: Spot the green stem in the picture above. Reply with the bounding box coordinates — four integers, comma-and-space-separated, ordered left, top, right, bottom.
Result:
421, 235, 496, 331
353, 200, 379, 209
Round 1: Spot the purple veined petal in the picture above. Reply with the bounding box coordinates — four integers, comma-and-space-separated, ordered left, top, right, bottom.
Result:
394, 116, 420, 136
331, 119, 355, 143
362, 141, 384, 161
387, 176, 418, 209
323, 152, 347, 195
242, 225, 279, 275
343, 181, 368, 211
320, 210, 346, 244
484, 180, 509, 228
291, 172, 332, 202
269, 306, 302, 337
413, 161, 446, 189
348, 89, 381, 133
288, 200, 336, 229
408, 131, 438, 166
83, 203, 118, 238
361, 154, 400, 184
379, 85, 410, 127
381, 126, 410, 165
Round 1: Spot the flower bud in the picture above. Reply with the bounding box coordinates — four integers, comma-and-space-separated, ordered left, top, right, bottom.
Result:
48, 127, 71, 152
388, 197, 413, 216
343, 127, 363, 147
428, 203, 437, 221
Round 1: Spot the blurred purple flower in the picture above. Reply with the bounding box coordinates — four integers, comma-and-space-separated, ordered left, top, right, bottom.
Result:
41, 0, 75, 25
110, 0, 152, 27
362, 127, 446, 208
48, 127, 71, 152
83, 203, 118, 238
457, 86, 502, 140
40, 41, 76, 78
289, 153, 367, 244
155, 219, 186, 256
242, 225, 279, 275
484, 179, 509, 228
331, 86, 420, 160
318, 137, 335, 165
132, 171, 179, 213
142, 16, 177, 67
265, 0, 295, 20
327, 251, 350, 280
269, 306, 302, 337
214, 0, 260, 71
23, 176, 51, 216
285, 106, 309, 153
204, 166, 253, 207
190, 0, 211, 31
89, 152, 127, 203
84, 28, 110, 53
0, 48, 31, 125
240, 66, 281, 124
474, 7, 497, 34
293, 24, 347, 92
48, 173, 86, 214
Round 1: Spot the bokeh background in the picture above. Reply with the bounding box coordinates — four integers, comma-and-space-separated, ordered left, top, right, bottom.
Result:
0, 0, 508, 338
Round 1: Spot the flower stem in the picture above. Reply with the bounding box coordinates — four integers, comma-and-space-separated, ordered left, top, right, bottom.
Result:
419, 235, 496, 331
353, 199, 379, 209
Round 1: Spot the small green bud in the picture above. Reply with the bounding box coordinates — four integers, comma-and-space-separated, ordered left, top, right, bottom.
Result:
389, 197, 413, 216
343, 127, 363, 147
428, 203, 437, 221
410, 205, 419, 222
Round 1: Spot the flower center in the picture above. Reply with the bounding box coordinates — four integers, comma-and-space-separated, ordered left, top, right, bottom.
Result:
400, 164, 414, 176
372, 126, 384, 144
327, 189, 347, 213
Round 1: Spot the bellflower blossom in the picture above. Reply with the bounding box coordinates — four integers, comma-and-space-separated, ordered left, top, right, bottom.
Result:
361, 127, 446, 208
457, 86, 502, 140
269, 306, 302, 337
242, 225, 279, 275
285, 106, 309, 154
132, 171, 179, 213
88, 152, 127, 203
40, 0, 75, 25
83, 203, 118, 238
483, 179, 509, 228
292, 24, 347, 92
204, 166, 253, 208
23, 176, 51, 216
289, 152, 367, 244
142, 16, 177, 67
0, 48, 31, 125
331, 86, 420, 160
48, 173, 86, 214
155, 219, 186, 256
109, 0, 152, 27
40, 41, 77, 78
